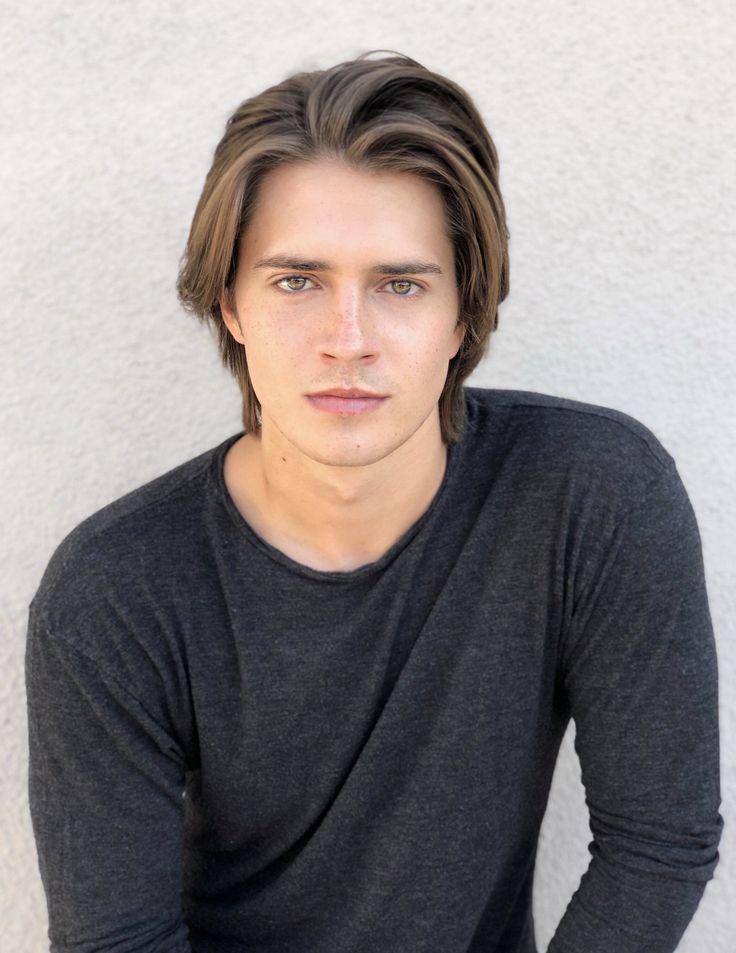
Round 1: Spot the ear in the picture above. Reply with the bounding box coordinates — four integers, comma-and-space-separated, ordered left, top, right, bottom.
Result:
450, 320, 466, 359
219, 288, 246, 346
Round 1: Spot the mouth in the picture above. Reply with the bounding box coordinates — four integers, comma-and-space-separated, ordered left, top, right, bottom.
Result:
308, 388, 387, 399
305, 393, 389, 415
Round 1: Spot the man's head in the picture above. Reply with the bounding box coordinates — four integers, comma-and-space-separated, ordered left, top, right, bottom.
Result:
176, 50, 510, 446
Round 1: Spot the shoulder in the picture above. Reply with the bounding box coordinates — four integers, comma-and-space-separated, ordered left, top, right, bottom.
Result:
463, 386, 676, 509
30, 434, 237, 639
464, 386, 674, 469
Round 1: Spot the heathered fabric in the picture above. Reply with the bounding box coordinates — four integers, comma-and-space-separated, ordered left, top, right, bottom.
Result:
25, 386, 723, 953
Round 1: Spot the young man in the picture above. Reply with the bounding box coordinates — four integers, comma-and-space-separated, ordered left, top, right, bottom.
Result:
26, 51, 722, 953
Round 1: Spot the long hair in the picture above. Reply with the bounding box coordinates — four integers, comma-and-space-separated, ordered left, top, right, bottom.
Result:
176, 50, 510, 444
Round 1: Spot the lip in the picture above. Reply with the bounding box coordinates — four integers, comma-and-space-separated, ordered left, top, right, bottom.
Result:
308, 388, 387, 398
305, 394, 388, 415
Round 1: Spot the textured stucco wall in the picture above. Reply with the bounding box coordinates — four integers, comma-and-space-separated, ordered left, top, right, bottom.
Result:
2, 1, 733, 950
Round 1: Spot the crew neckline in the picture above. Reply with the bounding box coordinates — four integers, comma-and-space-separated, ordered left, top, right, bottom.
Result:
213, 414, 468, 584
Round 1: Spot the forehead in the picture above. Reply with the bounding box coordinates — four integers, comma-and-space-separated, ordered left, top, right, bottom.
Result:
241, 158, 453, 261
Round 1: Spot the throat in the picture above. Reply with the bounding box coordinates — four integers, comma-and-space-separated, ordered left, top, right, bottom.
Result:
223, 431, 448, 572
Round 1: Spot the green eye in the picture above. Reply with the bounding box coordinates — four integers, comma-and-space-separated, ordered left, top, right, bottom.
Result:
276, 275, 312, 294
279, 276, 310, 292
275, 276, 421, 296
388, 279, 420, 296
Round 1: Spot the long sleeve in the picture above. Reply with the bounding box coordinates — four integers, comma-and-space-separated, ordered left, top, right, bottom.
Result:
25, 603, 192, 953
547, 461, 723, 953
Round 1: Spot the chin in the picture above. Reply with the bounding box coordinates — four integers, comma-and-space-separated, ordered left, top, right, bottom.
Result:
291, 432, 399, 468
305, 446, 390, 469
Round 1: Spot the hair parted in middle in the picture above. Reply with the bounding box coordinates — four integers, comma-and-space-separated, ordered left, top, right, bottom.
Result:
176, 49, 510, 445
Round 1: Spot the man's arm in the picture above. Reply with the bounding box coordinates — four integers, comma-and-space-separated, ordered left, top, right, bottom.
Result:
25, 604, 192, 953
547, 461, 723, 953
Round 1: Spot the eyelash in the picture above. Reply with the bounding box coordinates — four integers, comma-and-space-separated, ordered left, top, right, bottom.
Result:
273, 275, 423, 297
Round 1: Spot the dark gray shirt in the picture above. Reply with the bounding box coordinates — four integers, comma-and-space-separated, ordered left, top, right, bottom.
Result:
25, 386, 723, 953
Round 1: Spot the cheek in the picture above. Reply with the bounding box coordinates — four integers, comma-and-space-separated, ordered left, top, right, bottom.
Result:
265, 308, 334, 359
244, 316, 307, 379
241, 310, 279, 352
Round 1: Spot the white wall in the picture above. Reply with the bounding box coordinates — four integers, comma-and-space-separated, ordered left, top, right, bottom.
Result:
2, 1, 733, 950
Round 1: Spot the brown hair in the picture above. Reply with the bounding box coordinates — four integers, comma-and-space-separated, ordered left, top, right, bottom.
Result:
176, 50, 510, 444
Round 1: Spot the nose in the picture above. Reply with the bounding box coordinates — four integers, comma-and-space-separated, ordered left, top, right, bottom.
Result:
319, 287, 378, 363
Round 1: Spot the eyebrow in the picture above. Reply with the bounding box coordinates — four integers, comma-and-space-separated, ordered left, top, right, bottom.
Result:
252, 254, 444, 276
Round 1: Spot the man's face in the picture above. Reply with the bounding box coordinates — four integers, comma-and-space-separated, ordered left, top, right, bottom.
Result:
220, 157, 465, 469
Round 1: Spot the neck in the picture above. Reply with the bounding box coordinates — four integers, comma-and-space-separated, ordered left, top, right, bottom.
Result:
227, 413, 449, 572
